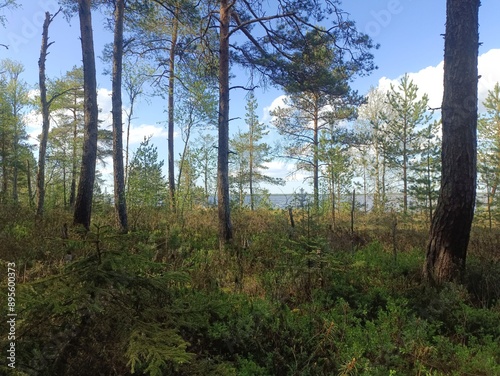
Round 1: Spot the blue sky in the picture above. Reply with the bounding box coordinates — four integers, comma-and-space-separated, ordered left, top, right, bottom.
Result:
3, 0, 500, 194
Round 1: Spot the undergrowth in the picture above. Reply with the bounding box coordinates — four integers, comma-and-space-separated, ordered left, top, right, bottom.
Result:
0, 207, 499, 375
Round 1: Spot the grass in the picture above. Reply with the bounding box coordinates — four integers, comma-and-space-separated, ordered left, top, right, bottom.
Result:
0, 205, 499, 375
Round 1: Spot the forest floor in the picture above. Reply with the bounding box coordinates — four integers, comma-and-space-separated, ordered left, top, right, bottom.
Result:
1, 205, 499, 375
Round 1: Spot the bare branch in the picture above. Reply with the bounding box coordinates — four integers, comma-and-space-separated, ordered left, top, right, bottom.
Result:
47, 86, 82, 107
229, 84, 258, 91
229, 10, 295, 37
49, 7, 62, 23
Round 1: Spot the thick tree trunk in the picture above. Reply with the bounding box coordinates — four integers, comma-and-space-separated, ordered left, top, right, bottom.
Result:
73, 0, 99, 230
217, 0, 233, 246
424, 0, 479, 284
69, 106, 78, 208
112, 0, 128, 233
36, 12, 53, 217
167, 7, 179, 213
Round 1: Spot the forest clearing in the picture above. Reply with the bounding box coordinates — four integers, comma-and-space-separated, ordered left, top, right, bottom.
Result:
0, 0, 500, 375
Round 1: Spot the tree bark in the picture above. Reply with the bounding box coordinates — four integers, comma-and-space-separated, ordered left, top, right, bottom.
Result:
1, 137, 7, 203
12, 125, 18, 203
36, 11, 54, 217
249, 118, 254, 211
167, 6, 179, 213
73, 0, 99, 230
313, 103, 319, 212
69, 102, 78, 209
427, 151, 433, 223
112, 0, 128, 233
424, 0, 479, 284
27, 159, 33, 207
217, 0, 233, 246
402, 122, 408, 215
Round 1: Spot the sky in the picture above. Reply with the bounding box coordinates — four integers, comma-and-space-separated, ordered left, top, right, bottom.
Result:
2, 0, 500, 195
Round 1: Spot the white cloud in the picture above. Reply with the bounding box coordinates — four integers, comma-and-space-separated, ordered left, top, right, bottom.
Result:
377, 62, 443, 109
24, 86, 170, 148
128, 123, 168, 144
478, 49, 500, 106
262, 160, 287, 178
25, 87, 115, 148
97, 88, 113, 116
377, 48, 500, 112
262, 94, 287, 123
25, 111, 42, 146
260, 160, 311, 185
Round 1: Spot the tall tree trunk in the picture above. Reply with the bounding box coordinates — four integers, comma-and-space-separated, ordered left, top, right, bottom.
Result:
313, 102, 319, 212
73, 0, 99, 230
374, 127, 381, 212
36, 11, 54, 217
427, 152, 433, 223
12, 110, 19, 204
63, 162, 67, 208
330, 169, 336, 230
204, 156, 209, 205
1, 138, 7, 203
403, 138, 408, 215
27, 159, 33, 208
112, 0, 128, 233
217, 0, 233, 246
249, 123, 254, 211
168, 7, 179, 213
69, 108, 78, 209
486, 182, 492, 230
363, 159, 367, 213
125, 105, 132, 191
177, 109, 193, 195
12, 122, 18, 204
424, 0, 479, 284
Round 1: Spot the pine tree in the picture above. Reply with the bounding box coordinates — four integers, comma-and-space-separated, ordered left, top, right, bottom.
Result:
358, 87, 392, 212
192, 133, 217, 206
383, 74, 432, 215
477, 82, 500, 225
111, 0, 128, 232
425, 0, 480, 284
271, 29, 361, 211
318, 126, 354, 226
127, 136, 167, 209
230, 92, 282, 210
408, 120, 441, 222
0, 59, 30, 204
73, 0, 99, 230
212, 0, 375, 245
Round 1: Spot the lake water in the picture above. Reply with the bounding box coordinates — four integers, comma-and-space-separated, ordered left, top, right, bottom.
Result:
210, 193, 392, 210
